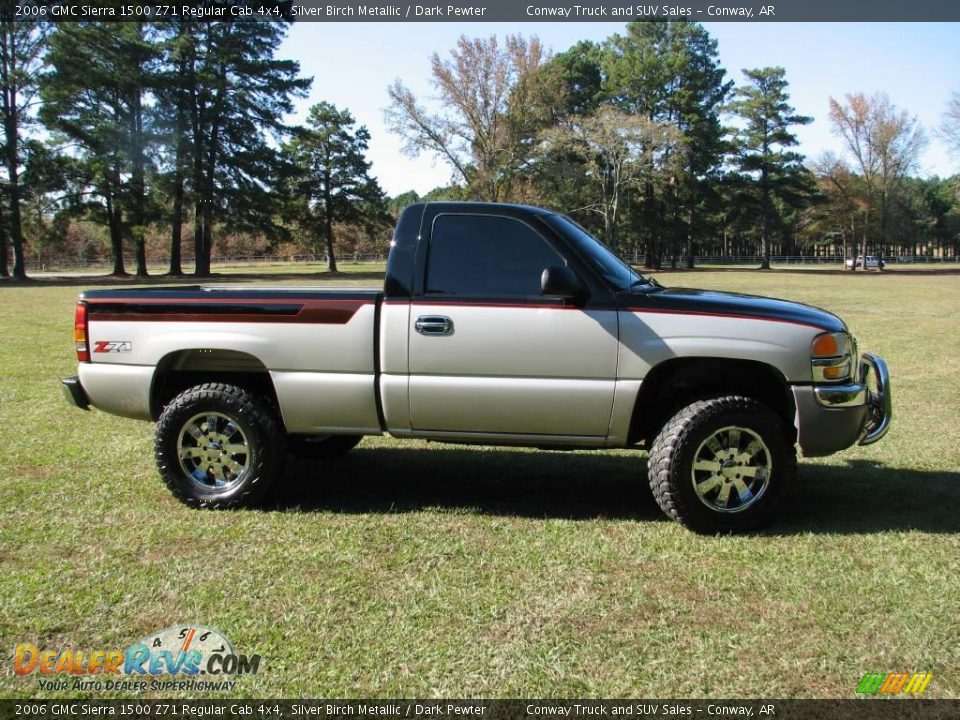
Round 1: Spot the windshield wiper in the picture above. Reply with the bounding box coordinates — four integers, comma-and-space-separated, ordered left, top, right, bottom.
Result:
629, 276, 662, 290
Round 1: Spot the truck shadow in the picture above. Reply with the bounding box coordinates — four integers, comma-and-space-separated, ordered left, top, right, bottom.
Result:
271, 447, 960, 535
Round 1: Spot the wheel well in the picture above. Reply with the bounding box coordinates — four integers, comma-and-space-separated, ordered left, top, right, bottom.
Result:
150, 350, 281, 424
629, 357, 796, 447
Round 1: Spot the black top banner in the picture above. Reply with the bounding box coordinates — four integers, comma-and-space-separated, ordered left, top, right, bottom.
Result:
10, 0, 960, 22
3, 700, 960, 720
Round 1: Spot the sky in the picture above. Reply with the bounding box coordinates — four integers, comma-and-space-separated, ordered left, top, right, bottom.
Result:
278, 22, 960, 197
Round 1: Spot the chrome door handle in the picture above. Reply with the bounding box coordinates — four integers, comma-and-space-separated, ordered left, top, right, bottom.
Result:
415, 315, 454, 336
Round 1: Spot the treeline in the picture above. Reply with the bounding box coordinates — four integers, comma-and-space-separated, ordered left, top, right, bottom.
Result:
387, 24, 960, 269
2, 20, 959, 280
0, 18, 388, 279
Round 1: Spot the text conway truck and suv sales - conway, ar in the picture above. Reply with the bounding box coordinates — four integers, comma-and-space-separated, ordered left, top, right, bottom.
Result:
62, 202, 891, 533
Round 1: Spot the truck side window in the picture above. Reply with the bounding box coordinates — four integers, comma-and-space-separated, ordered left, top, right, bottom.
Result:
425, 214, 562, 297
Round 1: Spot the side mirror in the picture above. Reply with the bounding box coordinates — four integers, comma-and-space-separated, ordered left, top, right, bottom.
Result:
541, 265, 588, 303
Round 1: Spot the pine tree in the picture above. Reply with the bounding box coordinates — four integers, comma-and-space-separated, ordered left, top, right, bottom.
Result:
727, 67, 813, 269
0, 16, 48, 279
285, 102, 386, 272
603, 20, 731, 269
40, 22, 158, 276
179, 21, 309, 276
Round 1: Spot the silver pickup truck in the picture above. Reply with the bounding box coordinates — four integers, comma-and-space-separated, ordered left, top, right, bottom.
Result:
62, 202, 891, 532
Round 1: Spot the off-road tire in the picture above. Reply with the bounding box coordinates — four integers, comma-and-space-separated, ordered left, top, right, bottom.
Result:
155, 383, 284, 509
288, 434, 363, 460
648, 395, 796, 533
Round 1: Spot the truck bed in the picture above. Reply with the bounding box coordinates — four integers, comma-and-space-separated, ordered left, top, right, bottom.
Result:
78, 285, 385, 434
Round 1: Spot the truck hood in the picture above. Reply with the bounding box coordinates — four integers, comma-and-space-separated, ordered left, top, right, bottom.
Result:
623, 287, 846, 333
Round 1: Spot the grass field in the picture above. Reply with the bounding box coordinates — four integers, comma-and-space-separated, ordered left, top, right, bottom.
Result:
1, 266, 958, 699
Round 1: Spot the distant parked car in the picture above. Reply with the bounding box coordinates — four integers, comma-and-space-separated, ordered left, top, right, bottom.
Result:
846, 255, 885, 270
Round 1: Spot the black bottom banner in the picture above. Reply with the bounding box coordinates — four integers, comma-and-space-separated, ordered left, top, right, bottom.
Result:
2, 700, 959, 720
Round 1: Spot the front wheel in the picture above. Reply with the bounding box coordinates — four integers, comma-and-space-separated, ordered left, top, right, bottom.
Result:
155, 383, 284, 509
647, 396, 796, 533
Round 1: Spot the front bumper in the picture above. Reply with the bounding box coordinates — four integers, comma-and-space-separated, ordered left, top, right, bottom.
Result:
62, 375, 90, 410
793, 353, 892, 456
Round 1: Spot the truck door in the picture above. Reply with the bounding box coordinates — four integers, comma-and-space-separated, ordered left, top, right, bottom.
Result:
407, 212, 619, 439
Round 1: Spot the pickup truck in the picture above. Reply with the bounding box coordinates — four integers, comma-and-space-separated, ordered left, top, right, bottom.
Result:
62, 202, 891, 532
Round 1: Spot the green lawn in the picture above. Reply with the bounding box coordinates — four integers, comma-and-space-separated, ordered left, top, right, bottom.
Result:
1, 267, 958, 699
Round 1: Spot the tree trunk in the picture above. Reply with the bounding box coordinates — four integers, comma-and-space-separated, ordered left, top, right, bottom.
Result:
759, 169, 771, 270
193, 202, 205, 276
193, 43, 227, 279
188, 28, 208, 278
196, 120, 220, 278
323, 167, 337, 272
169, 173, 184, 275
106, 193, 126, 276
0, 190, 9, 277
202, 204, 213, 276
859, 206, 869, 271
131, 90, 148, 277
169, 46, 189, 276
4, 110, 26, 280
643, 180, 659, 269
603, 211, 615, 250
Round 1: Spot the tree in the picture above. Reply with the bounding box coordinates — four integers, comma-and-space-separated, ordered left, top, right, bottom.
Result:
807, 153, 865, 265
179, 21, 309, 276
828, 92, 926, 268
603, 21, 732, 268
0, 15, 48, 279
940, 92, 960, 160
41, 22, 159, 276
547, 40, 604, 118
284, 102, 386, 272
387, 190, 419, 217
727, 67, 813, 269
385, 34, 560, 202
541, 108, 684, 249
154, 21, 193, 276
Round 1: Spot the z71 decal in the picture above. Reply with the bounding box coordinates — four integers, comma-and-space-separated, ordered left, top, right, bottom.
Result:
93, 340, 132, 353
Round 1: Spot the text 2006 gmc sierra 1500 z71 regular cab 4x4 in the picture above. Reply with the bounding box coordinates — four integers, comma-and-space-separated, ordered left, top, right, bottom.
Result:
62, 202, 891, 532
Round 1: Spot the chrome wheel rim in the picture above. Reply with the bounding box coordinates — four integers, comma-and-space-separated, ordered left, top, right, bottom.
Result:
691, 426, 771, 513
177, 412, 251, 492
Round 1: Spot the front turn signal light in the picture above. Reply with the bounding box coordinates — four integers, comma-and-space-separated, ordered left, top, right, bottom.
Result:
811, 333, 840, 357
821, 363, 848, 381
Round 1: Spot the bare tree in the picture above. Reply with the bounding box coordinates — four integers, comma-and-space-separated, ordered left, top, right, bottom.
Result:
385, 34, 560, 202
541, 109, 684, 249
940, 92, 960, 160
828, 92, 926, 268
808, 153, 865, 268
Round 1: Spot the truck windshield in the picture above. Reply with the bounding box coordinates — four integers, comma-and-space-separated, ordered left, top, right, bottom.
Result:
544, 214, 654, 292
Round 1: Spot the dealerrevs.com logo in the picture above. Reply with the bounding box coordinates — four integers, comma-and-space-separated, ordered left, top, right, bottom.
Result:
13, 625, 262, 692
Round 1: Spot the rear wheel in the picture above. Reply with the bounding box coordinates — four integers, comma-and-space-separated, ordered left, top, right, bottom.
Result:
155, 383, 283, 508
647, 396, 795, 533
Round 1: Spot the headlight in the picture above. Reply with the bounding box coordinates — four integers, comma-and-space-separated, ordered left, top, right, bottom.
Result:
811, 332, 855, 383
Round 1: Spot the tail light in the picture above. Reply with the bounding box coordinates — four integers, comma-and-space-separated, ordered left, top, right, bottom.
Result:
74, 302, 90, 362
